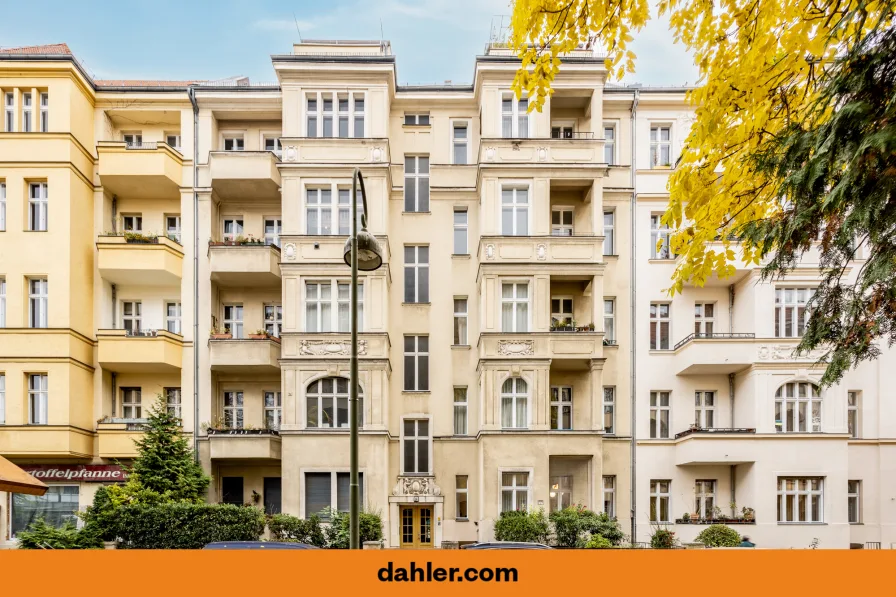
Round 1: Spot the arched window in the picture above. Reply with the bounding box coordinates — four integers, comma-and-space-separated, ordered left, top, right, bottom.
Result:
775, 382, 821, 432
306, 377, 362, 428
501, 377, 528, 429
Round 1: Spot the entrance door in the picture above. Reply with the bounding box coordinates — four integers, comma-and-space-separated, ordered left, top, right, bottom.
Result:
400, 505, 434, 548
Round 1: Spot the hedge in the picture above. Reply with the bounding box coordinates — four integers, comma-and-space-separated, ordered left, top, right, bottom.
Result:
16, 518, 104, 550
493, 510, 549, 544
268, 513, 327, 547
695, 524, 741, 547
114, 503, 265, 549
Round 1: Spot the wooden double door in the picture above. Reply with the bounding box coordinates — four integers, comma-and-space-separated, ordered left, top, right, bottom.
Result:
400, 505, 433, 548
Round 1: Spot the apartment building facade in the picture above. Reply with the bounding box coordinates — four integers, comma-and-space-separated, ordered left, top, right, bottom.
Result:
0, 40, 892, 549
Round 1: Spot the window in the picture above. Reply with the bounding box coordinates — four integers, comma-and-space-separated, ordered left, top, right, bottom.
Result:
264, 304, 282, 338
40, 93, 48, 132
222, 477, 243, 506
604, 299, 615, 342
403, 246, 429, 303
223, 218, 243, 241
775, 382, 822, 433
552, 296, 574, 330
650, 391, 671, 438
501, 472, 529, 512
695, 303, 715, 335
550, 386, 573, 430
122, 214, 142, 232
456, 476, 468, 519
650, 125, 672, 167
453, 298, 468, 345
453, 387, 468, 435
28, 374, 48, 424
0, 373, 5, 424
695, 391, 715, 429
650, 480, 671, 522
263, 135, 282, 158
603, 476, 616, 517
404, 156, 430, 212
10, 485, 79, 537
305, 188, 333, 234
306, 377, 362, 428
848, 480, 861, 524
848, 391, 860, 438
775, 288, 812, 338
306, 92, 364, 138
501, 377, 528, 429
0, 277, 5, 328
28, 278, 48, 328
649, 303, 670, 349
404, 113, 430, 125
452, 121, 468, 164
4, 93, 13, 131
166, 215, 181, 243
122, 132, 142, 146
166, 387, 181, 419
121, 388, 142, 419
603, 124, 616, 164
650, 214, 671, 258
501, 92, 529, 138
305, 472, 365, 518
501, 186, 529, 235
264, 218, 282, 246
223, 135, 244, 151
1, 181, 5, 231
603, 211, 615, 255
551, 124, 573, 138
165, 302, 181, 334
165, 133, 181, 149
502, 283, 529, 332
453, 209, 468, 254
551, 207, 573, 236
121, 301, 142, 333
695, 480, 716, 520
29, 182, 48, 231
223, 391, 244, 429
305, 281, 363, 333
603, 387, 616, 434
777, 478, 823, 523
265, 391, 282, 430
403, 336, 429, 391
402, 419, 430, 473
21, 92, 32, 132
223, 305, 243, 339
549, 476, 573, 511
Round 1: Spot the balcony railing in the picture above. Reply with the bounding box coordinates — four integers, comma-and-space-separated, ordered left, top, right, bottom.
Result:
673, 332, 756, 351
99, 417, 149, 431
125, 141, 158, 150
675, 517, 756, 525
550, 131, 595, 139
207, 428, 280, 436
124, 329, 161, 338
674, 427, 757, 440
549, 324, 596, 333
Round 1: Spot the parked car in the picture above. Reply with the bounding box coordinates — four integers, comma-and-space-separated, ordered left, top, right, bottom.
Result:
462, 542, 552, 550
202, 541, 319, 550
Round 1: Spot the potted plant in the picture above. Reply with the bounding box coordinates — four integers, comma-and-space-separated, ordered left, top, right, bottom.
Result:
691, 513, 702, 523
711, 505, 723, 521
249, 328, 268, 340
742, 507, 755, 522
681, 512, 691, 523
210, 325, 232, 340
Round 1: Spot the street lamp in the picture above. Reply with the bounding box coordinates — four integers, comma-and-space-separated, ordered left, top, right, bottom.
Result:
343, 168, 383, 549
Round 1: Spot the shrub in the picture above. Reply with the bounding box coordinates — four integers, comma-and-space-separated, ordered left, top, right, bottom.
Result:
695, 524, 741, 547
581, 511, 625, 546
583, 535, 613, 549
549, 506, 623, 547
649, 527, 676, 549
114, 503, 265, 549
493, 509, 549, 544
322, 508, 384, 549
268, 513, 326, 547
16, 518, 103, 550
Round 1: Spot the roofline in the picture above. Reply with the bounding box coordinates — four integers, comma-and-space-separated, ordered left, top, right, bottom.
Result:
475, 54, 606, 64
270, 54, 396, 64
396, 84, 474, 93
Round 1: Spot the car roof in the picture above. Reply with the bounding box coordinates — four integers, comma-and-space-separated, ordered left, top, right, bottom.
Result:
202, 541, 319, 550
462, 542, 552, 550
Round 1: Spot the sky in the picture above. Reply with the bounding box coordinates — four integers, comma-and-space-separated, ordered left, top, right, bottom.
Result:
0, 0, 698, 87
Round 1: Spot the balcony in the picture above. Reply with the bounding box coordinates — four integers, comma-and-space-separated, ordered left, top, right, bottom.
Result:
97, 141, 183, 199
479, 332, 603, 362
209, 337, 281, 374
672, 333, 756, 375
478, 235, 604, 272
208, 429, 281, 461
97, 234, 184, 286
478, 136, 604, 168
280, 332, 391, 361
674, 428, 758, 465
280, 235, 390, 266
0, 426, 94, 459
208, 151, 281, 201
97, 329, 184, 373
278, 137, 390, 165
0, 328, 93, 363
0, 133, 94, 181
97, 419, 148, 459
208, 242, 281, 287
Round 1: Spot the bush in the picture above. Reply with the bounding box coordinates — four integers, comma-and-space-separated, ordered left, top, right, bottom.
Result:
695, 524, 741, 547
322, 508, 384, 549
268, 513, 326, 547
581, 511, 625, 546
650, 527, 677, 549
548, 507, 625, 547
583, 535, 613, 549
114, 503, 265, 549
493, 509, 549, 544
16, 518, 103, 550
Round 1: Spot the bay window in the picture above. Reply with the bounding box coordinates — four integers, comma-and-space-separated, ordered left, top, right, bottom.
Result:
306, 377, 362, 429
502, 283, 529, 332
306, 91, 364, 138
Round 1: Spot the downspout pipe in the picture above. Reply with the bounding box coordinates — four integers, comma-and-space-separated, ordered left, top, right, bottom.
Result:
629, 87, 640, 544
188, 85, 200, 463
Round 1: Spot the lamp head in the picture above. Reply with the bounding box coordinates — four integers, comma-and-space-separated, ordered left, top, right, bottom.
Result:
344, 229, 383, 271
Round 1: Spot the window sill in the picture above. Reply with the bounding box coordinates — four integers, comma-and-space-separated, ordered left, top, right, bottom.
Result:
849, 522, 864, 526
648, 349, 674, 354
456, 518, 470, 522
451, 345, 471, 350
647, 258, 676, 263
401, 211, 432, 215
776, 522, 827, 526
603, 254, 619, 258
402, 124, 432, 129
402, 391, 431, 395
401, 302, 431, 306
452, 254, 471, 259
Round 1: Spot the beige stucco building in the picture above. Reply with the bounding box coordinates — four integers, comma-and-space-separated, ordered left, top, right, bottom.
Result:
0, 39, 892, 549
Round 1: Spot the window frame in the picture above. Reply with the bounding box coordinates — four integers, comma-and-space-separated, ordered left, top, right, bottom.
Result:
694, 302, 715, 336
550, 295, 574, 328
21, 91, 32, 132
549, 475, 573, 512
604, 298, 616, 342
0, 276, 6, 328
453, 387, 468, 435
603, 122, 616, 164
28, 277, 48, 329
603, 210, 615, 255
404, 155, 430, 213
650, 390, 671, 439
1, 181, 6, 231
451, 119, 469, 164
39, 92, 48, 132
305, 377, 363, 429
0, 373, 6, 425
777, 477, 824, 523
403, 245, 430, 303
305, 91, 365, 138
9, 484, 79, 538
453, 297, 468, 345
499, 469, 532, 513
401, 417, 432, 474
121, 387, 142, 420
165, 214, 181, 243
28, 373, 48, 425
551, 206, 574, 236
649, 302, 671, 350
603, 476, 616, 517
501, 377, 529, 429
264, 390, 282, 430
302, 470, 366, 519
121, 300, 142, 333
4, 92, 13, 132
847, 391, 860, 439
650, 213, 672, 259
404, 113, 430, 126
222, 304, 244, 339
500, 92, 530, 138
550, 386, 573, 430
261, 133, 282, 158
264, 303, 283, 338
695, 390, 716, 429
165, 301, 182, 334
403, 336, 429, 392
500, 183, 530, 236
455, 475, 469, 520
28, 182, 48, 232
222, 133, 245, 152
222, 217, 244, 242
304, 279, 364, 333
453, 208, 468, 255
775, 287, 813, 338
264, 217, 282, 247
649, 479, 671, 522
847, 480, 861, 524
501, 281, 530, 333
165, 387, 182, 420
775, 381, 822, 433
223, 390, 244, 429
649, 124, 673, 168
603, 386, 616, 434
694, 479, 716, 519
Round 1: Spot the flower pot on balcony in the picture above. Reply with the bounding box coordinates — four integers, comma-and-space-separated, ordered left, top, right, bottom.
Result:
248, 334, 267, 340
211, 333, 232, 340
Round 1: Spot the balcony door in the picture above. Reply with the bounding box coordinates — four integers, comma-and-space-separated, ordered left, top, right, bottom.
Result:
400, 505, 434, 549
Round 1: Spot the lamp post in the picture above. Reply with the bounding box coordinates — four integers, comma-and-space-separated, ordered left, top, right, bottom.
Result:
343, 168, 383, 549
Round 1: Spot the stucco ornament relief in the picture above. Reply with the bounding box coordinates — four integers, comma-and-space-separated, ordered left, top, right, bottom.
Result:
284, 243, 297, 261
300, 340, 368, 356
537, 147, 548, 161
757, 344, 825, 361
535, 243, 547, 260
485, 244, 496, 260
372, 147, 383, 161
497, 340, 535, 356
485, 147, 496, 161
285, 145, 298, 162
392, 476, 442, 496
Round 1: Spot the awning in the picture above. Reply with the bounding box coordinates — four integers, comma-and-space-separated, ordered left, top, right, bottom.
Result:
0, 455, 49, 496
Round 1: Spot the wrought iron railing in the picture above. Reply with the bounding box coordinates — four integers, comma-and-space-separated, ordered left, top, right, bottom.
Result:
674, 427, 757, 439
207, 428, 280, 436
673, 332, 756, 351
125, 141, 158, 150
550, 131, 595, 139
124, 329, 159, 338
